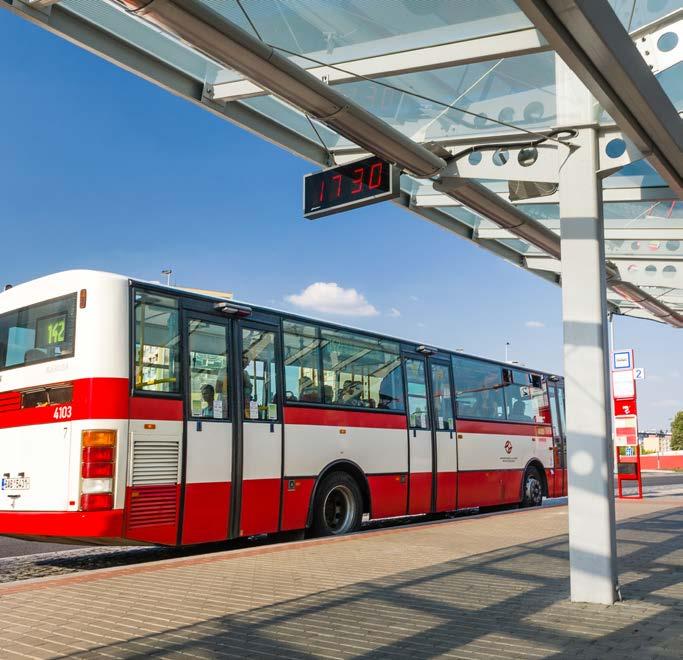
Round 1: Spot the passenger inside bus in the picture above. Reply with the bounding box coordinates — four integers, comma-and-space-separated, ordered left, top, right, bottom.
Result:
338, 380, 364, 407
298, 375, 319, 402
200, 384, 215, 418
242, 353, 252, 401
510, 399, 532, 422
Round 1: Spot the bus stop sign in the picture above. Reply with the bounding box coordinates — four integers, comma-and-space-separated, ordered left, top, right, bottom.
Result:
304, 156, 400, 219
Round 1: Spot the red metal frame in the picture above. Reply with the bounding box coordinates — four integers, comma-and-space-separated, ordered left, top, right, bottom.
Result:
615, 445, 643, 499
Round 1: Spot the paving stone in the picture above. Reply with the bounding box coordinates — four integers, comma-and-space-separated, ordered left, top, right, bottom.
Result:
0, 498, 680, 658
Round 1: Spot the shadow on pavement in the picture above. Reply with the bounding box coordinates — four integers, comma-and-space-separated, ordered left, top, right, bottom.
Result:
53, 507, 682, 659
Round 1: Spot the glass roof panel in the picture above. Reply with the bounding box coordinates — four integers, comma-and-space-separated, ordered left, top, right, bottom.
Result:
608, 0, 680, 32
206, 0, 533, 67
62, 0, 219, 81
332, 51, 556, 145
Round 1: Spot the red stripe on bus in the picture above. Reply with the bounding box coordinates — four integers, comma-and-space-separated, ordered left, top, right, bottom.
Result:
457, 469, 524, 508
284, 406, 407, 429
408, 472, 432, 515
368, 474, 408, 519
435, 471, 457, 512
240, 478, 281, 536
129, 396, 183, 421
0, 378, 130, 430
281, 477, 315, 531
0, 378, 185, 429
0, 509, 124, 538
456, 419, 547, 436
181, 481, 231, 544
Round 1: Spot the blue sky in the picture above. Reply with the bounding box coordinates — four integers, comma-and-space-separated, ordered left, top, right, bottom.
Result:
0, 10, 679, 431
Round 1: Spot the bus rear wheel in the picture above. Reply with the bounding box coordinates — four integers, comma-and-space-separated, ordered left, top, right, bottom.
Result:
311, 472, 362, 537
521, 466, 543, 507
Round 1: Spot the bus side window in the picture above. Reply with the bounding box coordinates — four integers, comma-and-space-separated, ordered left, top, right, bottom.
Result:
452, 356, 505, 421
283, 321, 322, 403
134, 290, 181, 394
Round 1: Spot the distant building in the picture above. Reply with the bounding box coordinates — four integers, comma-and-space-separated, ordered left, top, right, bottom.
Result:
639, 431, 672, 453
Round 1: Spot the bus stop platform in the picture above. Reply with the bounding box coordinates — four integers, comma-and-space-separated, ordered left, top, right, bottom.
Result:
0, 498, 681, 659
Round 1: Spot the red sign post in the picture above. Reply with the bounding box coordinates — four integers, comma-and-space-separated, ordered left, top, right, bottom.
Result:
612, 349, 643, 499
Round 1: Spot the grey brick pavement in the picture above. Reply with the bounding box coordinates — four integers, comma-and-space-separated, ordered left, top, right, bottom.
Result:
0, 499, 681, 659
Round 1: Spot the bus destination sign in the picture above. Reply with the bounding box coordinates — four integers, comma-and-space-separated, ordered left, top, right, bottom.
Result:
303, 156, 400, 220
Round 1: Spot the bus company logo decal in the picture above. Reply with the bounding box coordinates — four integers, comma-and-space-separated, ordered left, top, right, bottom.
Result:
504, 440, 513, 454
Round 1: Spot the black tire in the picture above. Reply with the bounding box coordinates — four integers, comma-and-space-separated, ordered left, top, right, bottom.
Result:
310, 471, 363, 537
521, 466, 544, 507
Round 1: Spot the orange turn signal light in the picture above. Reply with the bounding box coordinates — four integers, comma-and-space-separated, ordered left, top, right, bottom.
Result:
82, 430, 116, 448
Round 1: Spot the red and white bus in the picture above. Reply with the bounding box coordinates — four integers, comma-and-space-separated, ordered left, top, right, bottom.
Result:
0, 271, 567, 545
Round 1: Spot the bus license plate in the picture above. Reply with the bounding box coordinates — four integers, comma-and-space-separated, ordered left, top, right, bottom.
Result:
1, 477, 30, 491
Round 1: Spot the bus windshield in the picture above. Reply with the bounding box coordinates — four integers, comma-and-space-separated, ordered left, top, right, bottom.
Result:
0, 294, 77, 371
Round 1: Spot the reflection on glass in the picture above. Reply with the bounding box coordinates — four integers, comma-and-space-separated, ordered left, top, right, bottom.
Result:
430, 363, 454, 430
0, 294, 76, 372
134, 291, 180, 393
242, 329, 278, 420
188, 320, 229, 419
406, 358, 430, 429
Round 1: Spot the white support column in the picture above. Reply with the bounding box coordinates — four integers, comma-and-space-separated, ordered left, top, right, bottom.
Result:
560, 126, 618, 605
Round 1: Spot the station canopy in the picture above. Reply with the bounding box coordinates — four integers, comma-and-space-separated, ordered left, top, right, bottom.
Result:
7, 0, 683, 325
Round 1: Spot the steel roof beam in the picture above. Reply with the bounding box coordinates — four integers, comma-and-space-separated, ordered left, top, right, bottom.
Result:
208, 27, 548, 102
120, 0, 446, 178
517, 0, 683, 198
2, 0, 329, 166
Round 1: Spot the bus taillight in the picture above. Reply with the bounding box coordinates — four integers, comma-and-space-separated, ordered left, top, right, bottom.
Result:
80, 430, 116, 511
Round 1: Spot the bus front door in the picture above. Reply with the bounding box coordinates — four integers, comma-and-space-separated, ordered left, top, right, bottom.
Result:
181, 315, 233, 545
234, 322, 283, 538
404, 355, 458, 515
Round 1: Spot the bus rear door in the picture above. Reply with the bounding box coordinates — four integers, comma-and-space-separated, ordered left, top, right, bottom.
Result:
234, 321, 283, 538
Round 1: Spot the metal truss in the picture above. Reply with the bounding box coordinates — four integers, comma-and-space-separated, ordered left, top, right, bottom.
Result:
517, 0, 683, 198
208, 27, 548, 102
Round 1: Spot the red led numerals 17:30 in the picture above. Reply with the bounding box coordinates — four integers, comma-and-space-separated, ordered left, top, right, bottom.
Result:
319, 161, 384, 203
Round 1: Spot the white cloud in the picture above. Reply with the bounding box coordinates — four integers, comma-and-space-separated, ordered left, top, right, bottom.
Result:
417, 322, 426, 328
409, 295, 419, 302
286, 282, 379, 317
525, 320, 545, 328
388, 307, 401, 317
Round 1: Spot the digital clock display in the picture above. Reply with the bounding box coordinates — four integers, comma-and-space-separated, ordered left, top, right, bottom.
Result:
304, 156, 399, 219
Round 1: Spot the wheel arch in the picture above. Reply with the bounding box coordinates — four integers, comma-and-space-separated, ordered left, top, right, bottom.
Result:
305, 460, 371, 528
521, 459, 549, 498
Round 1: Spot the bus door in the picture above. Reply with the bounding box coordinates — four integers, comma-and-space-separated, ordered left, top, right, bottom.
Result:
429, 360, 458, 512
181, 315, 233, 545
404, 355, 458, 514
547, 380, 567, 497
405, 356, 433, 514
234, 321, 283, 537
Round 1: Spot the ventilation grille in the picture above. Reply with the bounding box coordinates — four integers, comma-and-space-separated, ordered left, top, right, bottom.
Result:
130, 435, 181, 486
127, 485, 178, 529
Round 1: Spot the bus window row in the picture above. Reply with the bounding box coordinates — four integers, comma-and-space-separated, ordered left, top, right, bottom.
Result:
132, 290, 550, 423
283, 321, 404, 411
452, 356, 550, 424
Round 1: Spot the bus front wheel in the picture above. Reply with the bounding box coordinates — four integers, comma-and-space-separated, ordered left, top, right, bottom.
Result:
311, 471, 362, 537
